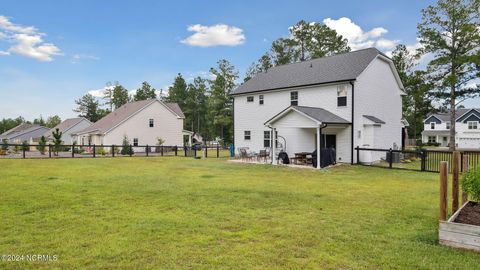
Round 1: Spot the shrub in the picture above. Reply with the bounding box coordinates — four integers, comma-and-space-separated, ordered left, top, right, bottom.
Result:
37, 136, 47, 155
95, 147, 107, 156
461, 167, 480, 202
1, 139, 8, 151
120, 135, 133, 156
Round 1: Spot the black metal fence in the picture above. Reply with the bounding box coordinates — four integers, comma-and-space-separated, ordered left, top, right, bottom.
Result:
0, 143, 230, 159
355, 147, 480, 173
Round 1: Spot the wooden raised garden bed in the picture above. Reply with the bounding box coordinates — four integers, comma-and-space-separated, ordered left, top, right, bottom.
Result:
439, 201, 480, 252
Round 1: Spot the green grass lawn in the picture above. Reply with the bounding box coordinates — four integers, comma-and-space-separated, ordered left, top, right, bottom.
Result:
0, 157, 478, 269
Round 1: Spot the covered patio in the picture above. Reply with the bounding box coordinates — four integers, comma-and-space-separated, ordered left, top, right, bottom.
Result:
264, 106, 351, 169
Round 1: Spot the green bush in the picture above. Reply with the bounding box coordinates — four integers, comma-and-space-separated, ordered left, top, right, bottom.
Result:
95, 147, 107, 156
461, 167, 480, 202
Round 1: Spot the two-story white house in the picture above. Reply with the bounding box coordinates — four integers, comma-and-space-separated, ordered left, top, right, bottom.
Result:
73, 99, 191, 147
422, 109, 480, 149
232, 48, 405, 167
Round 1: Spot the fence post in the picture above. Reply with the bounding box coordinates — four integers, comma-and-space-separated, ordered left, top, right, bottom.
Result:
217, 145, 219, 158
452, 151, 460, 213
93, 144, 96, 158
462, 154, 469, 204
112, 145, 115, 157
194, 147, 197, 158
388, 148, 393, 169
71, 144, 75, 158
22, 145, 26, 159
356, 146, 360, 164
129, 144, 133, 157
439, 161, 448, 221
161, 146, 164, 156
184, 146, 187, 157
205, 145, 208, 158
175, 145, 178, 156
146, 145, 149, 157
49, 144, 52, 158
421, 150, 426, 171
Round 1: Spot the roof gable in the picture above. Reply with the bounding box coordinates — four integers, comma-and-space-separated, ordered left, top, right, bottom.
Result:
457, 109, 480, 123
233, 48, 382, 95
265, 106, 350, 126
424, 115, 442, 124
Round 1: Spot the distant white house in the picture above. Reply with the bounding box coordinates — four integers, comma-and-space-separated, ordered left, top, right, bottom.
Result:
422, 108, 480, 149
43, 117, 92, 144
0, 123, 50, 143
73, 99, 190, 147
232, 48, 406, 166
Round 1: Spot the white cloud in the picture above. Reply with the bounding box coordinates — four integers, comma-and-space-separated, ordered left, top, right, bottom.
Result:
181, 24, 245, 47
71, 54, 99, 64
323, 17, 397, 51
88, 85, 114, 98
0, 15, 62, 61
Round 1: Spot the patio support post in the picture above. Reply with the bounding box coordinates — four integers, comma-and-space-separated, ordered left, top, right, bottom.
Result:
316, 125, 321, 169
272, 128, 277, 165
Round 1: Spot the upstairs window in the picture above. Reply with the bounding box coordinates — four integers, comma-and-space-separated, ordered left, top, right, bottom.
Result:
149, 118, 154, 127
133, 138, 139, 146
468, 121, 478, 130
244, 131, 251, 140
247, 96, 254, 102
290, 91, 298, 106
430, 122, 435, 130
259, 95, 264, 105
337, 85, 347, 107
446, 122, 450, 129
263, 131, 271, 147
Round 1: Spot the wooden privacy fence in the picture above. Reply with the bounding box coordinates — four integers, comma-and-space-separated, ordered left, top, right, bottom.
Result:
355, 146, 480, 173
0, 143, 228, 159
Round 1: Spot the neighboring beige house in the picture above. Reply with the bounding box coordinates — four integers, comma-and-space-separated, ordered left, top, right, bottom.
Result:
44, 117, 92, 144
73, 99, 188, 147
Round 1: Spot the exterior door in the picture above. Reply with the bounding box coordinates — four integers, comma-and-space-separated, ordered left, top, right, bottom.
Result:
321, 134, 336, 150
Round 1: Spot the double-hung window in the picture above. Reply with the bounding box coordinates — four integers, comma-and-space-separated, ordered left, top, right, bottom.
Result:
149, 119, 154, 127
290, 91, 298, 106
428, 136, 436, 143
259, 95, 264, 105
337, 85, 347, 107
430, 122, 435, 129
446, 122, 450, 129
468, 121, 478, 130
133, 138, 139, 146
244, 131, 251, 140
263, 131, 271, 147
247, 96, 254, 102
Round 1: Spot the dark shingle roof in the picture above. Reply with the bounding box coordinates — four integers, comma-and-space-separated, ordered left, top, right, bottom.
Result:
428, 109, 477, 122
363, 115, 386, 124
233, 48, 383, 95
293, 106, 350, 124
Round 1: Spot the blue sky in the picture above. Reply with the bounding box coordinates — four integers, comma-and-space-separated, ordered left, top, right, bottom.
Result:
3, 0, 475, 120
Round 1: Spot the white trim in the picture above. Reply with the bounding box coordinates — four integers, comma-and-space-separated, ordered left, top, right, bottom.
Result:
265, 107, 321, 126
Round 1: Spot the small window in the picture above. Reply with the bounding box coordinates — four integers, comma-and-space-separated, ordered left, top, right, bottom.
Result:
244, 131, 251, 140
468, 121, 478, 130
259, 95, 264, 105
247, 96, 254, 102
337, 85, 347, 107
133, 138, 139, 146
149, 119, 154, 127
290, 91, 298, 106
428, 136, 436, 143
430, 122, 435, 129
263, 131, 271, 147
446, 122, 450, 129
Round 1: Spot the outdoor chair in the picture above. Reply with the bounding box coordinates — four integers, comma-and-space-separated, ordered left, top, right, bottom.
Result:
258, 149, 270, 163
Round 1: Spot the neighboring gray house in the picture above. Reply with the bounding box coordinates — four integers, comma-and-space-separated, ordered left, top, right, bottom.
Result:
0, 123, 50, 143
422, 108, 480, 149
43, 117, 92, 144
232, 48, 406, 167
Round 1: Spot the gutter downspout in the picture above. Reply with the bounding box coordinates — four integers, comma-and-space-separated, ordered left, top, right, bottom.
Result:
350, 81, 355, 165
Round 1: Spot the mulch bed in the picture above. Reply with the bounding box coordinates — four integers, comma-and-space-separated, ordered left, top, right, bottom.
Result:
454, 201, 480, 226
